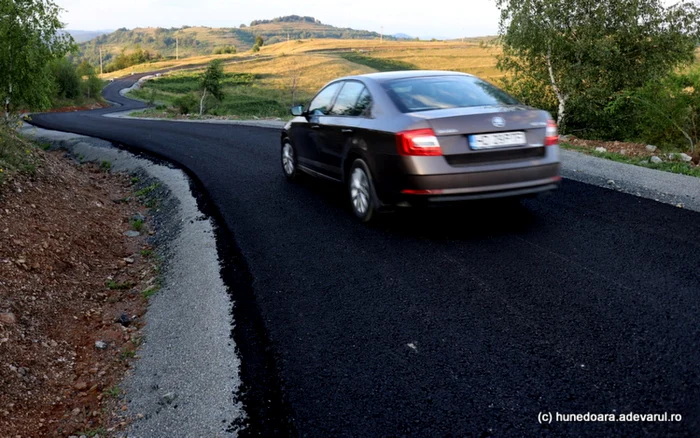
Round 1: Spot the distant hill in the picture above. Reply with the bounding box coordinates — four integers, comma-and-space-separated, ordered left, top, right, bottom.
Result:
77, 16, 391, 69
393, 33, 414, 40
62, 29, 113, 43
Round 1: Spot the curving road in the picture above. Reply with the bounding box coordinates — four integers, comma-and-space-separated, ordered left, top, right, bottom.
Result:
29, 77, 700, 437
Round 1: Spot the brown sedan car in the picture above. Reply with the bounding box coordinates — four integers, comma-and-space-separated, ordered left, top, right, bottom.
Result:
281, 70, 561, 222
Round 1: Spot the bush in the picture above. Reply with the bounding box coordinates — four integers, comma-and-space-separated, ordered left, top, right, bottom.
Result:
173, 94, 197, 114
49, 58, 81, 99
609, 68, 699, 152
82, 75, 103, 99
213, 45, 236, 55
499, 74, 557, 115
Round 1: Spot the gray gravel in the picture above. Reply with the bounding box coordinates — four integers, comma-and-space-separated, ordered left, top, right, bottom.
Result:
561, 149, 700, 212
19, 123, 244, 437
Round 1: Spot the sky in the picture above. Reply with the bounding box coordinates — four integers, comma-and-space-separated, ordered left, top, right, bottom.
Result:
54, 0, 502, 39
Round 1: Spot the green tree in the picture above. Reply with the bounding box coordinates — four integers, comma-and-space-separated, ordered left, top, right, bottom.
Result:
198, 59, 225, 116
0, 0, 74, 118
49, 58, 81, 99
76, 60, 96, 78
496, 0, 700, 134
255, 35, 264, 47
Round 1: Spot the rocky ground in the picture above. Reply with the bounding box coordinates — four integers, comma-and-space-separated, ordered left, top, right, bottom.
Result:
562, 135, 700, 166
0, 147, 157, 437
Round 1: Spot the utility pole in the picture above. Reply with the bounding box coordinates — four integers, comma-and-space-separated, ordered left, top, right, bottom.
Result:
380, 26, 383, 43
99, 47, 103, 75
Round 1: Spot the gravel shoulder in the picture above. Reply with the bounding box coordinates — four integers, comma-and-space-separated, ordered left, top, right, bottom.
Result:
19, 124, 244, 437
561, 149, 700, 212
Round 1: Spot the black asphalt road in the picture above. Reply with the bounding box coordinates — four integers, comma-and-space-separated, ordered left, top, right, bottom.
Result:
29, 78, 700, 437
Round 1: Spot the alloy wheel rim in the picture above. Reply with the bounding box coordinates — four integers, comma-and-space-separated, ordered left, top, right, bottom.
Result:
282, 143, 295, 175
350, 167, 370, 215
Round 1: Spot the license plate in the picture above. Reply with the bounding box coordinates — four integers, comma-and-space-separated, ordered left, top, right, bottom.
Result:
469, 131, 527, 149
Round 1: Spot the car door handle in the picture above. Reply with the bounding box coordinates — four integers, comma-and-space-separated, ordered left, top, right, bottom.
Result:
341, 129, 353, 134
311, 125, 321, 129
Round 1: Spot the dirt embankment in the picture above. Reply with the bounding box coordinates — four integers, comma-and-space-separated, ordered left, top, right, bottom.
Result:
0, 148, 155, 436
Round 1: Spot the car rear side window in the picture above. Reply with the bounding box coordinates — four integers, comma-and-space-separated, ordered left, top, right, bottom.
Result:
330, 81, 371, 116
308, 82, 342, 116
384, 76, 519, 113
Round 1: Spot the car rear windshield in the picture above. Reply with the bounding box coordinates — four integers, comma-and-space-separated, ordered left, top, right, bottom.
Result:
383, 75, 519, 113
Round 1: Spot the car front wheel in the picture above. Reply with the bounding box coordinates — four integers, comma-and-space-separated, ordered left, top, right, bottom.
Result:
281, 140, 300, 181
348, 159, 378, 222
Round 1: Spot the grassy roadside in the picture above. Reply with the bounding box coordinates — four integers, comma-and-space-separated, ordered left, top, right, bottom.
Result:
0, 126, 42, 185
561, 142, 700, 178
128, 71, 293, 119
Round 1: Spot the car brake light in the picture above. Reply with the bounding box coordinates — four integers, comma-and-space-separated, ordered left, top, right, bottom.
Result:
396, 129, 442, 156
401, 189, 444, 195
545, 120, 558, 146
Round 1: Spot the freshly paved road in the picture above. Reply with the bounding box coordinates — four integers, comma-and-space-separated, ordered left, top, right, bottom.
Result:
29, 78, 700, 437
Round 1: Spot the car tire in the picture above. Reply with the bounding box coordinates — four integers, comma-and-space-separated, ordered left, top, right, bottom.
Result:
281, 140, 301, 181
348, 159, 379, 223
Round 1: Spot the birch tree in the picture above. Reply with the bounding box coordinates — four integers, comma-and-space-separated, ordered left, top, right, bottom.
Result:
0, 0, 74, 119
198, 59, 225, 116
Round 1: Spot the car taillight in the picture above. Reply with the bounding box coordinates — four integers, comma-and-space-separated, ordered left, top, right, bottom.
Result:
545, 120, 558, 146
396, 129, 442, 156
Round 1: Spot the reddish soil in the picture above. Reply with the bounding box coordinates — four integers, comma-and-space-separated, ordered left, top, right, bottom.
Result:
0, 149, 155, 436
563, 135, 700, 165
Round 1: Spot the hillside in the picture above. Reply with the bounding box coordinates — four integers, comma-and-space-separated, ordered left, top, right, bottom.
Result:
77, 16, 387, 69
64, 29, 113, 43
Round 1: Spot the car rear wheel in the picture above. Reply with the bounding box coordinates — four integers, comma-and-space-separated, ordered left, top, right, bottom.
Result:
348, 159, 378, 222
281, 140, 300, 181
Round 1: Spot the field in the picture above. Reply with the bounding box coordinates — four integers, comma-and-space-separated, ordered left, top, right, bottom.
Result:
124, 39, 503, 119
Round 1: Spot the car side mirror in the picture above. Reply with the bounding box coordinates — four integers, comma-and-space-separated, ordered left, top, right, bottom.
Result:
290, 105, 305, 117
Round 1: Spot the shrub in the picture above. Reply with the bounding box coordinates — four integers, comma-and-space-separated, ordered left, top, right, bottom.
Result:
173, 94, 197, 114
213, 45, 236, 55
49, 58, 81, 99
608, 67, 699, 151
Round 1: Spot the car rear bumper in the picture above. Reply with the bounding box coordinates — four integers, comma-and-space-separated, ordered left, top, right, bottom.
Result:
396, 163, 561, 204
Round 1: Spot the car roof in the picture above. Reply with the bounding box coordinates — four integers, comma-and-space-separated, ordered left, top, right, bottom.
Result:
340, 70, 474, 84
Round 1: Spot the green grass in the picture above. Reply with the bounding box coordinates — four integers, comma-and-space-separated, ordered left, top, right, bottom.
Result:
130, 218, 144, 231
77, 428, 107, 437
0, 128, 39, 185
119, 348, 136, 360
338, 52, 418, 72
103, 386, 121, 397
129, 72, 293, 119
561, 143, 700, 178
135, 182, 161, 197
141, 285, 160, 299
100, 160, 113, 171
140, 249, 153, 257
106, 280, 135, 290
